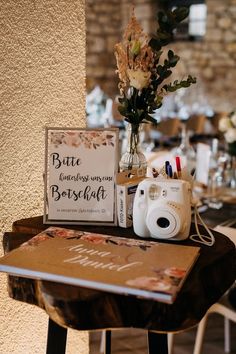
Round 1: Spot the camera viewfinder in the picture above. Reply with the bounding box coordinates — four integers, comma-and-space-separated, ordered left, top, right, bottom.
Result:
149, 184, 159, 200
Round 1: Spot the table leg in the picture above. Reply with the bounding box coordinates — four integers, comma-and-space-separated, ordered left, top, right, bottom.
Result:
148, 331, 168, 354
46, 318, 67, 354
104, 330, 111, 354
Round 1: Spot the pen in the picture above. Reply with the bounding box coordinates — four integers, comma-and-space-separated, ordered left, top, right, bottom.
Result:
167, 164, 173, 178
175, 156, 182, 178
165, 161, 170, 175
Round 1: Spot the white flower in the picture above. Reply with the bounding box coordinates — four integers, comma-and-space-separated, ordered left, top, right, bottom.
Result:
230, 113, 236, 127
127, 69, 151, 90
219, 117, 231, 132
225, 128, 236, 143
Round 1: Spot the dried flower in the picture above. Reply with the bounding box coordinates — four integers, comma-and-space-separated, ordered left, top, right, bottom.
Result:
114, 7, 196, 126
114, 11, 153, 94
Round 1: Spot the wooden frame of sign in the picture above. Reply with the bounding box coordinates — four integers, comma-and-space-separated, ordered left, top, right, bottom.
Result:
44, 127, 119, 226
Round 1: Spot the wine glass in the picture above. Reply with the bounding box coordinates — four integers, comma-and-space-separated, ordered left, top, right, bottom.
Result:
206, 151, 228, 209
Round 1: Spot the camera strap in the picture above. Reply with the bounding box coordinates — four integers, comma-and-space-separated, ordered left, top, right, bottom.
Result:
189, 205, 215, 246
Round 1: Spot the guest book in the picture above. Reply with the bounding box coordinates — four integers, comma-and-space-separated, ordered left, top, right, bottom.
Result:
0, 227, 200, 304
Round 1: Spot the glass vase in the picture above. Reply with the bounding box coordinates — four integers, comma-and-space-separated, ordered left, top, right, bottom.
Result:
228, 155, 236, 191
119, 123, 147, 172
223, 153, 236, 200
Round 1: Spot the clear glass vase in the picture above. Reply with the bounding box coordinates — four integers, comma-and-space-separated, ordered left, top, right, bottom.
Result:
228, 155, 236, 191
119, 123, 147, 172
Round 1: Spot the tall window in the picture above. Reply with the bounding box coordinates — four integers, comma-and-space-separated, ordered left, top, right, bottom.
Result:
189, 3, 207, 37
160, 0, 207, 40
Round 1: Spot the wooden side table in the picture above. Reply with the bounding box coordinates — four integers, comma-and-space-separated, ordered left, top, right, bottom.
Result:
2, 215, 236, 354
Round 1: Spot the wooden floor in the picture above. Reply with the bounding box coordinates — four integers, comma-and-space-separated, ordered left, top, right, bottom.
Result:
89, 314, 236, 353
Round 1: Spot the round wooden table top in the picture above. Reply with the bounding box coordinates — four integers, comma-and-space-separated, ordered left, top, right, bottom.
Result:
3, 215, 236, 333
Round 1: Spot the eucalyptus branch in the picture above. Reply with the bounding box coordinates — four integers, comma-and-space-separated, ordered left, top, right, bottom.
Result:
162, 75, 197, 93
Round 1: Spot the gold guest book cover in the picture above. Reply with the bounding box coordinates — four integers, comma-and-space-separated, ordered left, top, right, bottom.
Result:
0, 227, 200, 304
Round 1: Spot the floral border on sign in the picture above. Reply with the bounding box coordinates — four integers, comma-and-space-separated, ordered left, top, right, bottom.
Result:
50, 131, 115, 149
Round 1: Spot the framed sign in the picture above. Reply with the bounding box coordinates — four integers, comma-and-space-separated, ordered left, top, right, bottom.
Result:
44, 127, 119, 225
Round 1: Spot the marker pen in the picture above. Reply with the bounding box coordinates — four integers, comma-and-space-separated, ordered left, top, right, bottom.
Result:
167, 164, 173, 178
165, 161, 170, 175
175, 156, 182, 178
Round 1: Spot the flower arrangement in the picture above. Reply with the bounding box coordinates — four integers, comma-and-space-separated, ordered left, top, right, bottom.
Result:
114, 7, 197, 127
219, 111, 236, 156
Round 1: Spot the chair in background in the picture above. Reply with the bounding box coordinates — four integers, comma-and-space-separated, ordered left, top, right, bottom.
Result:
193, 227, 236, 354
186, 114, 206, 135
193, 293, 236, 354
156, 118, 181, 137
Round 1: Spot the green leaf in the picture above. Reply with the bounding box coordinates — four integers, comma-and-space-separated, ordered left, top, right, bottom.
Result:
157, 65, 163, 75
168, 50, 174, 59
149, 38, 162, 51
155, 95, 164, 106
173, 7, 189, 23
156, 30, 171, 40
137, 109, 144, 118
143, 115, 158, 124
168, 55, 180, 67
158, 11, 168, 24
162, 75, 197, 93
163, 69, 172, 79
118, 106, 128, 116
131, 40, 141, 56
164, 59, 169, 66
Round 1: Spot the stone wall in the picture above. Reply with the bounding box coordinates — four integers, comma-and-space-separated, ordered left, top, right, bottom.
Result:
86, 0, 236, 113
86, 0, 158, 96
86, 0, 122, 94
167, 0, 236, 112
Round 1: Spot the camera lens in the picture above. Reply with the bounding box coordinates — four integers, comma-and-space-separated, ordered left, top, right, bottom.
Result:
156, 217, 170, 228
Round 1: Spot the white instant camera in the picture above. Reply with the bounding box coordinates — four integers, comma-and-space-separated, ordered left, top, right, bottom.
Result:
133, 178, 192, 240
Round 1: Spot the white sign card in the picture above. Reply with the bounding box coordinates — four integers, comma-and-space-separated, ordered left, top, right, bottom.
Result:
195, 143, 211, 185
44, 127, 119, 225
